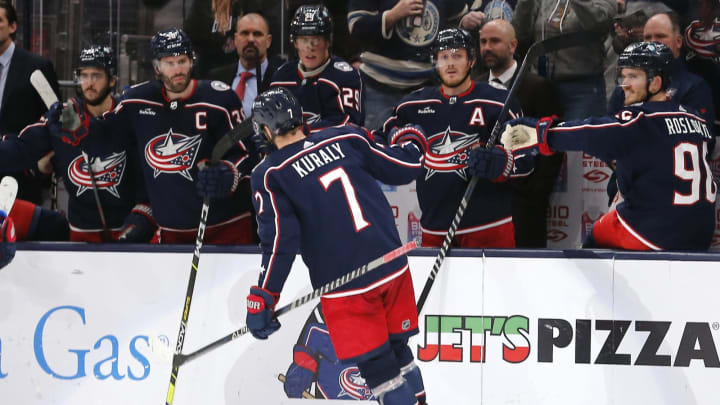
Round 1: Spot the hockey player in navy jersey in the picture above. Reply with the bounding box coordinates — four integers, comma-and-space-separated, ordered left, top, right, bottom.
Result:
50, 29, 258, 244
270, 5, 364, 132
376, 28, 529, 248
2, 46, 149, 242
502, 42, 716, 251
246, 87, 427, 405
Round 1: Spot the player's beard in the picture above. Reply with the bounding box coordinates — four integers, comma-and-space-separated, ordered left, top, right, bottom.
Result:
83, 84, 113, 106
162, 71, 192, 94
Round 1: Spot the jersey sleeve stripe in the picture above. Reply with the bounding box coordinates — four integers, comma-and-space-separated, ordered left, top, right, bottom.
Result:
551, 112, 645, 132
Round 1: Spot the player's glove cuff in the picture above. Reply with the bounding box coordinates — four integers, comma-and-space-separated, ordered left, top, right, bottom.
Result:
536, 115, 558, 156
389, 125, 428, 154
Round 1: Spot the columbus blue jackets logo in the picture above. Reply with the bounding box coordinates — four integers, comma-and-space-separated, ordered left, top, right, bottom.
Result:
338, 367, 373, 400
396, 0, 440, 47
68, 152, 126, 198
145, 130, 202, 181
424, 126, 479, 180
685, 19, 720, 62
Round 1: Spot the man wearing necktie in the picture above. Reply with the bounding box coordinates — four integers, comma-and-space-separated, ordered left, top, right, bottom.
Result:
0, 2, 60, 205
477, 19, 564, 248
206, 12, 278, 119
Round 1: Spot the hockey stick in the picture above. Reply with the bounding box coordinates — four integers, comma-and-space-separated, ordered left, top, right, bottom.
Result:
415, 31, 599, 313
81, 151, 113, 242
0, 176, 18, 215
30, 69, 113, 240
151, 240, 419, 370
277, 374, 314, 399
164, 118, 255, 405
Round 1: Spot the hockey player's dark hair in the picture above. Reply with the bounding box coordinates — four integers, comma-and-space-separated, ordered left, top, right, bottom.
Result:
0, 1, 17, 41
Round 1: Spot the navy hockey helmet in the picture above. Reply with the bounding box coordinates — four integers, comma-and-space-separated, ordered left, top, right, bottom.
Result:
252, 87, 304, 138
289, 5, 333, 42
151, 28, 193, 60
618, 41, 673, 89
76, 46, 116, 77
431, 28, 477, 61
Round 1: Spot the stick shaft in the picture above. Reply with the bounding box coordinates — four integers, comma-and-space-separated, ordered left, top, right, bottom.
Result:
174, 240, 420, 366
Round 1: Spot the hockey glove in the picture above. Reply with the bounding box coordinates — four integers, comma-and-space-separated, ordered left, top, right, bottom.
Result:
117, 204, 157, 243
195, 159, 241, 198
283, 344, 318, 398
46, 99, 90, 146
501, 116, 557, 156
388, 125, 429, 154
246, 286, 281, 339
0, 211, 16, 270
467, 145, 514, 182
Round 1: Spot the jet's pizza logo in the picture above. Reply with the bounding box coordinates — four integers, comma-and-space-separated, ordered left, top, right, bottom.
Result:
418, 315, 530, 363
418, 315, 720, 368
68, 152, 127, 198
145, 130, 202, 181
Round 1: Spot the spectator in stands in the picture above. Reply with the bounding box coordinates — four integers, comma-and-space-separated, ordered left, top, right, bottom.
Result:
347, 0, 472, 131
206, 12, 279, 119
271, 5, 364, 132
608, 12, 715, 128
512, 0, 616, 120
0, 1, 60, 205
476, 19, 563, 248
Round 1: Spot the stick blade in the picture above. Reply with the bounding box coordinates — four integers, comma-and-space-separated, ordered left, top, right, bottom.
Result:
30, 69, 59, 108
210, 119, 256, 163
0, 176, 18, 215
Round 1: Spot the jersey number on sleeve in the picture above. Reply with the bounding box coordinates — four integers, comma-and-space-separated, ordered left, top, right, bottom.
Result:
673, 141, 717, 205
319, 167, 370, 232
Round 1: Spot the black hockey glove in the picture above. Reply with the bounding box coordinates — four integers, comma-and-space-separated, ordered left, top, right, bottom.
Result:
117, 204, 157, 243
195, 159, 241, 198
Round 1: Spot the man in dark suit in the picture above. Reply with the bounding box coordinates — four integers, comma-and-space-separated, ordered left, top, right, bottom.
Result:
0, 2, 59, 204
205, 12, 278, 119
476, 19, 563, 248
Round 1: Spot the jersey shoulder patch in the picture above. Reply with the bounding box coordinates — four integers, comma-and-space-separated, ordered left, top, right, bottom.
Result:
333, 61, 354, 72
211, 80, 231, 91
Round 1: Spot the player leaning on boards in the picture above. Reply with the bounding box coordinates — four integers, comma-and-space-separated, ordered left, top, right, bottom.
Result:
270, 4, 365, 131
48, 28, 259, 244
12, 46, 154, 242
246, 87, 428, 405
376, 28, 530, 248
502, 41, 716, 251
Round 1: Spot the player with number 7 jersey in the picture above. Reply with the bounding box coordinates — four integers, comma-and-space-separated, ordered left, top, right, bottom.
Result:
249, 87, 428, 404
502, 42, 717, 251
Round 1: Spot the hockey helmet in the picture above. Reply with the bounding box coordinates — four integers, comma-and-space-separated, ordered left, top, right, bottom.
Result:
252, 87, 304, 137
618, 41, 673, 88
76, 46, 116, 77
151, 28, 194, 60
289, 5, 333, 42
431, 28, 477, 61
